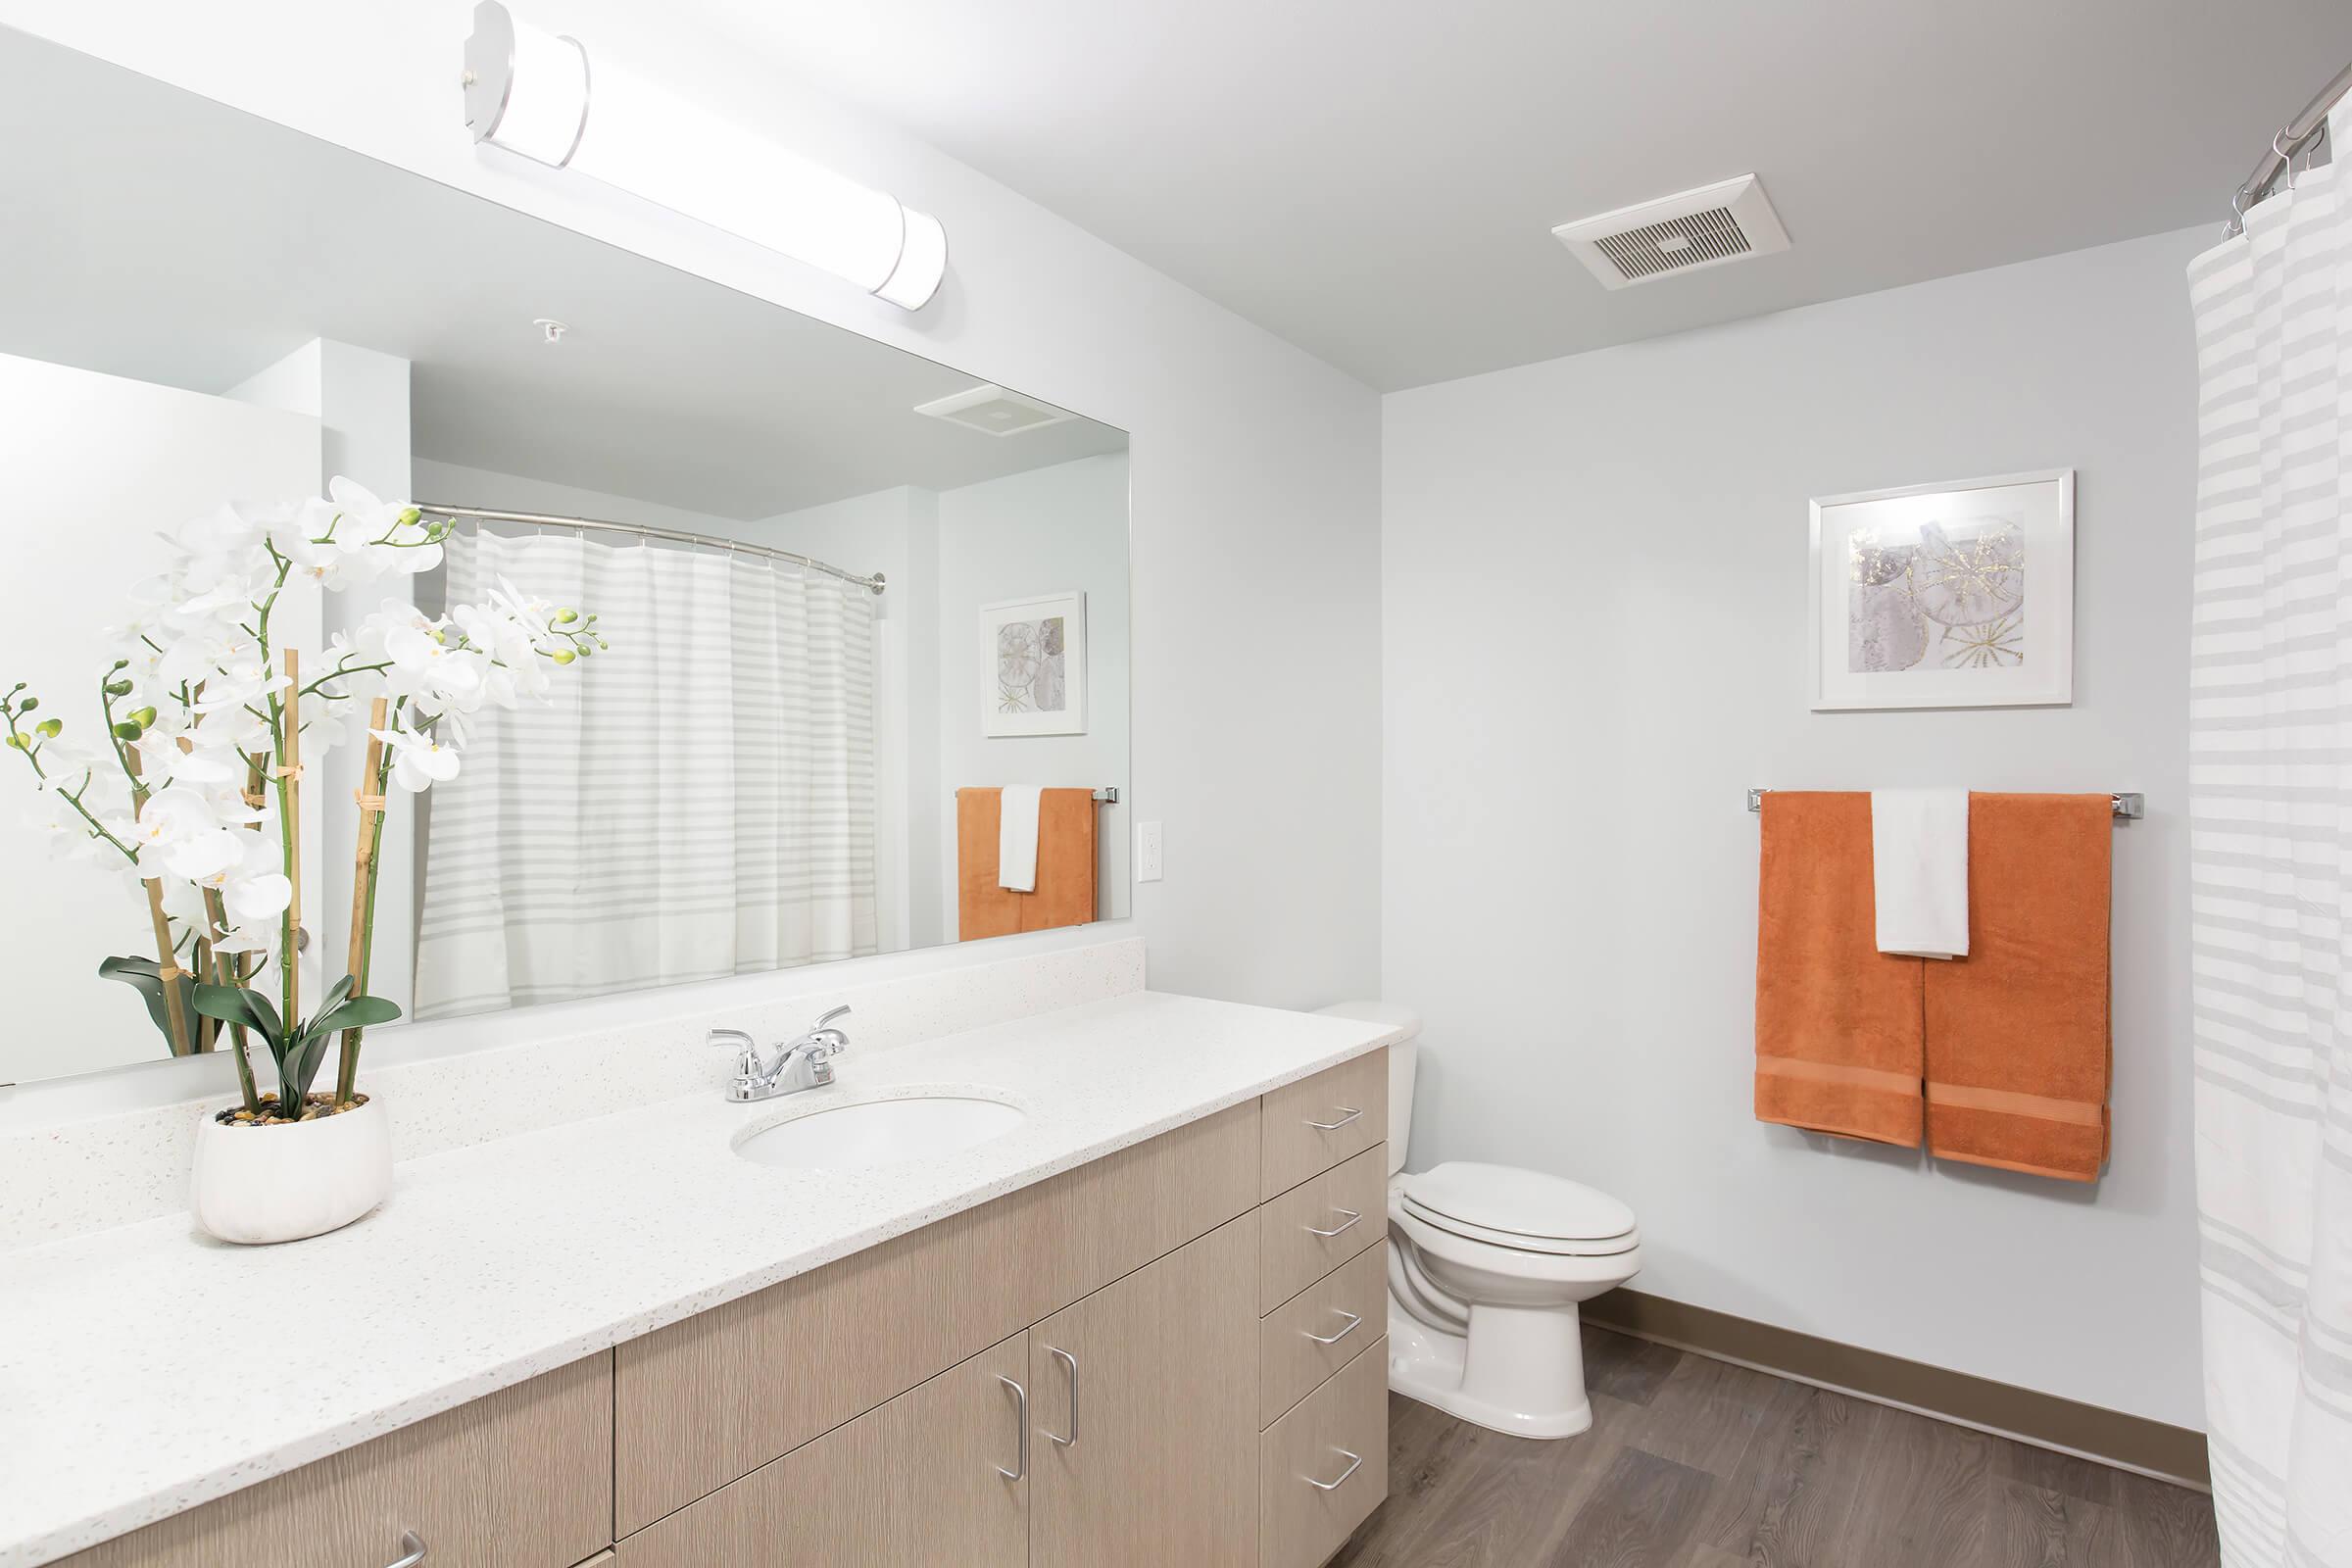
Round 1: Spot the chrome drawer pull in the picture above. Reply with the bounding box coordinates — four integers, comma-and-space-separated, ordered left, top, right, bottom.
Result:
384, 1534, 427, 1568
1302, 1309, 1363, 1347
1047, 1346, 1079, 1446
1304, 1207, 1362, 1239
1303, 1106, 1364, 1131
997, 1376, 1028, 1481
1305, 1448, 1364, 1492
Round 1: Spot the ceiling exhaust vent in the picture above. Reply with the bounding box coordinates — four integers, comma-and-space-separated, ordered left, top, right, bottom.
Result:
913, 383, 1076, 437
1551, 174, 1789, 290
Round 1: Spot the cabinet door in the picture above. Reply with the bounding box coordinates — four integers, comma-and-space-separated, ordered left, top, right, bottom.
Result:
614, 1333, 1028, 1568
1028, 1211, 1260, 1568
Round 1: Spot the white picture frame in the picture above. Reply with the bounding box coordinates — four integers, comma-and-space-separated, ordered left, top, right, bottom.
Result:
1808, 468, 2075, 711
980, 591, 1087, 737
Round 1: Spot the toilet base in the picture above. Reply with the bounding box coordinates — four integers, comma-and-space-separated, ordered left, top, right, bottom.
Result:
1385, 1299, 1594, 1440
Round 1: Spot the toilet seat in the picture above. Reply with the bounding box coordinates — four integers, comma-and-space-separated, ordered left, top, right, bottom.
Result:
1396, 1162, 1639, 1256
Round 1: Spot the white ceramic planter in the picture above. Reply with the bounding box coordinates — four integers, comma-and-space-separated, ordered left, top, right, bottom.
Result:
190, 1097, 393, 1245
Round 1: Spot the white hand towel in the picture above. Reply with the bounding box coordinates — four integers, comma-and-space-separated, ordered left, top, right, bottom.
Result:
1870, 788, 1970, 959
998, 785, 1044, 893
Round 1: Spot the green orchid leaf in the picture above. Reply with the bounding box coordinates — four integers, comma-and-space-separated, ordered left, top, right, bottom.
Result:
318, 974, 356, 1016
312, 996, 402, 1039
190, 982, 263, 1032
99, 956, 191, 1046
241, 987, 283, 1045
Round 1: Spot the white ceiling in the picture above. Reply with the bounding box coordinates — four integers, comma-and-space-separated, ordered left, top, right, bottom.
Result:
680, 0, 2352, 390
0, 31, 1124, 520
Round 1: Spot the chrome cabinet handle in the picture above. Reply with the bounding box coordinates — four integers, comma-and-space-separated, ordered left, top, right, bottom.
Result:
1305, 1448, 1364, 1492
1304, 1207, 1362, 1239
384, 1533, 427, 1568
1046, 1346, 1079, 1446
1303, 1106, 1363, 1132
1302, 1309, 1362, 1347
996, 1376, 1027, 1481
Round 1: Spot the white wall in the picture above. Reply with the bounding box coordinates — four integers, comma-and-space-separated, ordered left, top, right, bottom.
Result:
0, 1, 1385, 1015
1383, 226, 2206, 1427
0, 351, 318, 1084
935, 453, 1133, 936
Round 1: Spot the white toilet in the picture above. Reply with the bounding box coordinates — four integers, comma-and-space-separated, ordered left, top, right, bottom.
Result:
1317, 1002, 1642, 1440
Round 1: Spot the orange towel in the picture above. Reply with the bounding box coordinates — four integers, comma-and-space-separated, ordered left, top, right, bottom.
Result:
1923, 794, 2112, 1183
1754, 792, 1925, 1147
956, 788, 1099, 941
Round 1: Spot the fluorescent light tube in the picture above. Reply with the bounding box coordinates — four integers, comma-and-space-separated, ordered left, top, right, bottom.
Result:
462, 1, 947, 310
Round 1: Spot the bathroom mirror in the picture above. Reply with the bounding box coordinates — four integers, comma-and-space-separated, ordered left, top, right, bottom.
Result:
0, 30, 1130, 1089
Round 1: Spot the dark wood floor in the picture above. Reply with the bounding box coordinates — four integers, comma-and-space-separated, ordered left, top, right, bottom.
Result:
1330, 1326, 2219, 1568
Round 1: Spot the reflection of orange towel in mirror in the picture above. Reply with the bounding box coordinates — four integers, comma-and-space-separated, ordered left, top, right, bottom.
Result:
1753, 791, 1926, 1147
956, 788, 1099, 940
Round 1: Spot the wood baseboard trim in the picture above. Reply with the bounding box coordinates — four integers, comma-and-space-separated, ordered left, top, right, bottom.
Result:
1584, 1288, 2210, 1492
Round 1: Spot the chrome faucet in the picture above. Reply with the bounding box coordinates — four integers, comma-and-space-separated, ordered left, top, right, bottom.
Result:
710, 1006, 852, 1102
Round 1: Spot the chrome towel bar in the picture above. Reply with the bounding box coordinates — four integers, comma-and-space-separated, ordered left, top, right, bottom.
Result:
1746, 788, 2143, 819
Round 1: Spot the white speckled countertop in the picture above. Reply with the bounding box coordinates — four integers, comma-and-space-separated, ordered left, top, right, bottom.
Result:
0, 991, 1399, 1567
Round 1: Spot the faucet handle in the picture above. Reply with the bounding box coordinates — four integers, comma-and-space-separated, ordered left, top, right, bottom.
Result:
709, 1027, 759, 1070
806, 1005, 852, 1057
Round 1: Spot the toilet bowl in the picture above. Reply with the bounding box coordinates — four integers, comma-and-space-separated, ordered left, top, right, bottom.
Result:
1315, 1002, 1642, 1441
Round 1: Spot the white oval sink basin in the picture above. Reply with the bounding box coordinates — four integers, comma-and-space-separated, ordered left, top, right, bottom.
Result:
735, 1096, 1025, 1170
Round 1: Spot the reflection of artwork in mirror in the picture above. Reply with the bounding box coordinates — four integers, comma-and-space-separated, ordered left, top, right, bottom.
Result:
981, 593, 1087, 737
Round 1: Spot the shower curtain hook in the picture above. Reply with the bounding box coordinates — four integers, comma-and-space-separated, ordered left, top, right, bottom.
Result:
2276, 126, 2303, 194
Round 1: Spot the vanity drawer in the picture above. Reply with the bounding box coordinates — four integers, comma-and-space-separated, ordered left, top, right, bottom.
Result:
614, 1100, 1258, 1532
1259, 1144, 1388, 1312
1259, 1338, 1389, 1568
65, 1354, 612, 1568
1261, 1050, 1388, 1200
1259, 1241, 1389, 1429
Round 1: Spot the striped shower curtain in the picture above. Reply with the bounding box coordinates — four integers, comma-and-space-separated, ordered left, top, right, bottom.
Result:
2187, 109, 2352, 1568
413, 529, 877, 1019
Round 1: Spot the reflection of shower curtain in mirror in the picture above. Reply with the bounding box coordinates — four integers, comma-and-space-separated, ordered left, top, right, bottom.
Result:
414, 529, 878, 1019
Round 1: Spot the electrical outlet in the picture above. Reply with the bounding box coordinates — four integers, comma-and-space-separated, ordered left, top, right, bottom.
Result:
1135, 820, 1164, 883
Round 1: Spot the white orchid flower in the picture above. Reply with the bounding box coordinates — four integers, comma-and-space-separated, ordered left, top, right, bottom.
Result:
208, 920, 274, 956
223, 867, 294, 924
384, 623, 485, 708
370, 727, 462, 792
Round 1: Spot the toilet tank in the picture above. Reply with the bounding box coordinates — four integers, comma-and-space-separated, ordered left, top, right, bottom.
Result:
1312, 1001, 1421, 1175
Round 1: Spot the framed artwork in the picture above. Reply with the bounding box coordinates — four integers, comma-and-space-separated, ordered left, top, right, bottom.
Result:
1809, 468, 2074, 710
980, 591, 1087, 736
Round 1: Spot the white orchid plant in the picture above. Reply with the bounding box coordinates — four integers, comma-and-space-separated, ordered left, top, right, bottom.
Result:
2, 479, 600, 1123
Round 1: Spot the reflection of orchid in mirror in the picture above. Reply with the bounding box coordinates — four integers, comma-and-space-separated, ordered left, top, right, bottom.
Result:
1, 478, 601, 1114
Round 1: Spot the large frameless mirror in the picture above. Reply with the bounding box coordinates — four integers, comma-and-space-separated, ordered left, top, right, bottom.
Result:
0, 29, 1130, 1090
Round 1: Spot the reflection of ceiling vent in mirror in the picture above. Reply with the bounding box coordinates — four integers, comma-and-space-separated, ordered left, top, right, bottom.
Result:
1550, 173, 1789, 290
913, 383, 1077, 437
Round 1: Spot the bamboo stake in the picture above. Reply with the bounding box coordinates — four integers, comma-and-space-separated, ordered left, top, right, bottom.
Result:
124, 745, 193, 1056
335, 697, 390, 1105
277, 649, 302, 1034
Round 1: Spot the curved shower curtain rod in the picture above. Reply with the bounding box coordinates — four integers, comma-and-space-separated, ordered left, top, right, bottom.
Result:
2229, 57, 2352, 236
413, 502, 887, 595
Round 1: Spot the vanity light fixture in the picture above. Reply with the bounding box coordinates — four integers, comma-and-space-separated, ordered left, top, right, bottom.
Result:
461, 2, 948, 311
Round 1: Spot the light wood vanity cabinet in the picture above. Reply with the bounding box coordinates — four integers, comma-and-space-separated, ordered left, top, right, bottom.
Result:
612, 1098, 1261, 1534
71, 1049, 1395, 1568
